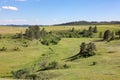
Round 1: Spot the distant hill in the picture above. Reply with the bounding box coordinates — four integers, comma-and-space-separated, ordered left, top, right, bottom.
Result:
55, 21, 120, 26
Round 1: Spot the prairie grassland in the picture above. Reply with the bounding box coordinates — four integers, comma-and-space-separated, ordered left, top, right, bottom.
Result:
0, 26, 26, 34
0, 25, 120, 80
0, 24, 120, 34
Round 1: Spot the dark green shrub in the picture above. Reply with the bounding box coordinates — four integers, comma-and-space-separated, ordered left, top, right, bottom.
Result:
41, 34, 61, 45
63, 64, 69, 69
13, 47, 20, 51
26, 74, 37, 80
11, 69, 29, 79
90, 61, 97, 66
48, 61, 58, 69
0, 47, 7, 51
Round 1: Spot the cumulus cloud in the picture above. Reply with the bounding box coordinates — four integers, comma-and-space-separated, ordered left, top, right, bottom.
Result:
2, 6, 18, 11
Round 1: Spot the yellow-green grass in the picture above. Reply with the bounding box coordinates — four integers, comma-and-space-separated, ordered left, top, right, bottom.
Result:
0, 24, 120, 34
0, 38, 120, 80
0, 25, 120, 80
0, 26, 26, 34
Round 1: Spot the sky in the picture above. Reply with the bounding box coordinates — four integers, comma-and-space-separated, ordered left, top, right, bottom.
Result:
0, 0, 120, 25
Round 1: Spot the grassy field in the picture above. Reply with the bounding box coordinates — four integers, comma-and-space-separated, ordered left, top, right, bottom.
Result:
0, 25, 120, 80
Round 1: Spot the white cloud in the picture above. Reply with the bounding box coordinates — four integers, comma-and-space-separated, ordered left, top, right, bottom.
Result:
15, 0, 26, 2
2, 6, 18, 11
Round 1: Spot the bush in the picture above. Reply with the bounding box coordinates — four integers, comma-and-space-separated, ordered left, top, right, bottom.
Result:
13, 47, 20, 51
26, 74, 37, 80
39, 61, 58, 71
41, 34, 61, 46
0, 47, 7, 51
89, 61, 97, 66
48, 61, 58, 69
11, 69, 29, 79
63, 64, 69, 69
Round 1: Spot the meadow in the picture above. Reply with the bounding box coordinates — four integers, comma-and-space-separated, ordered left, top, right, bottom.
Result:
0, 25, 120, 80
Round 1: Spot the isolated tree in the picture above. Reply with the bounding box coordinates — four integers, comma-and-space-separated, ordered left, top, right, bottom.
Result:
88, 26, 93, 32
93, 26, 98, 33
80, 42, 86, 54
88, 26, 93, 37
79, 42, 96, 57
103, 30, 111, 41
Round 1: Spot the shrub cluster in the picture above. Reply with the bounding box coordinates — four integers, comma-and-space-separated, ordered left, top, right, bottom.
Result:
41, 34, 61, 46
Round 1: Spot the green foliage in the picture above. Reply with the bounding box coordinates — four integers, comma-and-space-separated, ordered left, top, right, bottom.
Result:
41, 34, 61, 45
89, 61, 97, 66
13, 47, 20, 51
65, 42, 96, 61
25, 26, 47, 40
11, 69, 29, 79
0, 47, 7, 51
93, 26, 98, 33
103, 30, 111, 41
26, 74, 37, 80
79, 42, 96, 57
63, 64, 70, 69
81, 26, 98, 37
48, 61, 58, 69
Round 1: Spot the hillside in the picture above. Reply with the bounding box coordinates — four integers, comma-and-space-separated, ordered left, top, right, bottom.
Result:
0, 25, 120, 80
55, 21, 120, 26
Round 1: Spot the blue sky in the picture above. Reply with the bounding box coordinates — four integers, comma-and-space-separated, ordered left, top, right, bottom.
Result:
0, 0, 120, 25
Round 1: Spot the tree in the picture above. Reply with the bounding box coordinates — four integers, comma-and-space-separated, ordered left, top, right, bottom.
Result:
88, 26, 93, 32
88, 26, 93, 37
103, 30, 111, 41
79, 42, 96, 57
80, 42, 86, 54
93, 26, 98, 33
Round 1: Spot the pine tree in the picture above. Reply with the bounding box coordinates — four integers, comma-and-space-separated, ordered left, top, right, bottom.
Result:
88, 26, 93, 37
93, 26, 97, 33
103, 30, 111, 41
79, 42, 96, 57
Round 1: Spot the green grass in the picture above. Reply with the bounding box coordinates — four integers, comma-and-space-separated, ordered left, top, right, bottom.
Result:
0, 25, 120, 80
